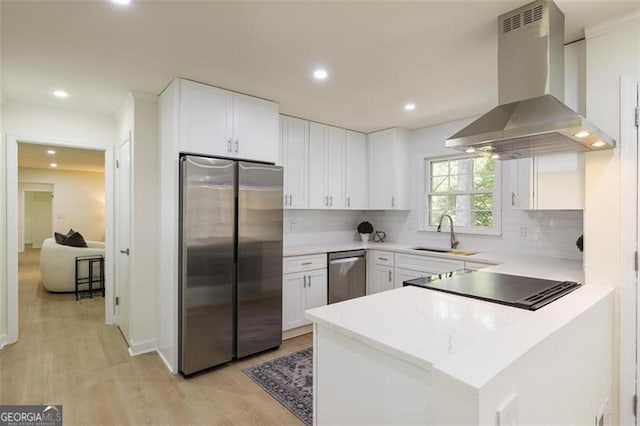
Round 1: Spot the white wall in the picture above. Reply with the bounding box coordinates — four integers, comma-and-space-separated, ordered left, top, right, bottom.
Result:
116, 92, 159, 352
284, 210, 363, 246
583, 12, 640, 424
18, 167, 105, 244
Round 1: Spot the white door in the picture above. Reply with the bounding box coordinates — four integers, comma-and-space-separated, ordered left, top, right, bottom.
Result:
327, 126, 346, 209
305, 269, 328, 311
233, 92, 279, 163
308, 122, 328, 209
115, 135, 131, 343
179, 79, 233, 157
24, 190, 53, 249
282, 272, 306, 331
345, 131, 368, 209
283, 116, 309, 208
369, 129, 395, 209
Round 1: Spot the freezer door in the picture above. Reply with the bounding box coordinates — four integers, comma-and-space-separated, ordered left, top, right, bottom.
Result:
179, 156, 235, 375
237, 161, 283, 358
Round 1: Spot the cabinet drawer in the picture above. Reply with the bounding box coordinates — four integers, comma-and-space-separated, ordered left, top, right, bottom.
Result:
283, 254, 327, 274
395, 253, 464, 274
464, 261, 497, 271
371, 250, 394, 267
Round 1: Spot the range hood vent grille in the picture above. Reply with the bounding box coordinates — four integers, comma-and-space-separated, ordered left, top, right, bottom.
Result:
502, 4, 542, 33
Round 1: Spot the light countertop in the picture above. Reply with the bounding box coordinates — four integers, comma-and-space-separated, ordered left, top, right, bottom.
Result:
303, 240, 608, 389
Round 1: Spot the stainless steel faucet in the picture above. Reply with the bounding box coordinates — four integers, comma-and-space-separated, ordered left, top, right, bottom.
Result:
437, 214, 459, 249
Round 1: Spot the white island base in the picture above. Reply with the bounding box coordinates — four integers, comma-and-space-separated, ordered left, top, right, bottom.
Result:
308, 285, 613, 425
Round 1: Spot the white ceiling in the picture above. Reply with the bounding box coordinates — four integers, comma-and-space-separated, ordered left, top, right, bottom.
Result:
2, 1, 638, 133
18, 142, 105, 173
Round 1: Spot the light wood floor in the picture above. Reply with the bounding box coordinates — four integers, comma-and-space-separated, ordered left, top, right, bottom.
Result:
0, 248, 312, 425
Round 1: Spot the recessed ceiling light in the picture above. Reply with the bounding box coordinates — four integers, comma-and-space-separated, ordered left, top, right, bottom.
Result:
49, 163, 58, 168
47, 150, 56, 155
313, 69, 328, 80
111, 0, 132, 5
491, 153, 500, 159
574, 130, 590, 138
404, 103, 416, 111
465, 147, 476, 153
592, 140, 606, 148
52, 90, 69, 99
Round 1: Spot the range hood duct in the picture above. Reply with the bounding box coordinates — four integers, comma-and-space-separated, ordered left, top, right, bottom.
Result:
446, 0, 615, 159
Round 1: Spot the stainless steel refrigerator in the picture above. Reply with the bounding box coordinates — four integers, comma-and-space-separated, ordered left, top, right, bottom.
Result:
179, 155, 283, 376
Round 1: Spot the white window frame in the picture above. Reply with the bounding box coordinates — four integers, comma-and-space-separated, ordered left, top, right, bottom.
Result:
421, 154, 502, 236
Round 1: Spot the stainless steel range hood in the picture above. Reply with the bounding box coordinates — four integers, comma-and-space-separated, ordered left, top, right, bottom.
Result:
446, 0, 615, 159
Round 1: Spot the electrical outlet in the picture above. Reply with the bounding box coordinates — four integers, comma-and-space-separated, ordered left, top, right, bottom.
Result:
497, 393, 518, 426
519, 225, 527, 237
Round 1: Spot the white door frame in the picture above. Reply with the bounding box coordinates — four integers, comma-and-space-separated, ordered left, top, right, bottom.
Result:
6, 134, 115, 345
620, 76, 639, 425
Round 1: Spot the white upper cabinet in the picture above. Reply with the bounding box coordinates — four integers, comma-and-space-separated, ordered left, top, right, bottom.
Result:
308, 122, 346, 209
509, 152, 585, 210
179, 80, 233, 156
232, 92, 279, 163
345, 131, 368, 209
326, 126, 346, 209
309, 122, 328, 209
178, 79, 278, 163
281, 116, 309, 208
368, 128, 410, 210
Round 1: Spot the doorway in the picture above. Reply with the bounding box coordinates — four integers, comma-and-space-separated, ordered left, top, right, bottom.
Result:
5, 136, 115, 345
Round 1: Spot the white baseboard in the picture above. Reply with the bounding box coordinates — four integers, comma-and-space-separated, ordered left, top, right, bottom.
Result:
156, 348, 177, 374
127, 338, 157, 356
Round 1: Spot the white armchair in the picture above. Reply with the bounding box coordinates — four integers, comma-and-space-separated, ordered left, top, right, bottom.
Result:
40, 237, 105, 292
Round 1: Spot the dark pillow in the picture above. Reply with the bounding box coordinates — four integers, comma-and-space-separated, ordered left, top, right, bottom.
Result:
61, 231, 88, 248
54, 232, 67, 244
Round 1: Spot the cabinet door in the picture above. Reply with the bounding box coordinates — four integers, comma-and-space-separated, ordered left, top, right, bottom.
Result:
282, 116, 309, 208
509, 158, 534, 210
305, 269, 328, 311
370, 264, 394, 294
179, 80, 233, 156
327, 126, 346, 209
308, 122, 328, 209
232, 92, 279, 163
534, 152, 585, 210
345, 131, 368, 209
283, 272, 306, 331
368, 129, 395, 209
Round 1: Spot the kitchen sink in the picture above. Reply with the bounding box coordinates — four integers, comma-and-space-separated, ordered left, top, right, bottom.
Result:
411, 247, 477, 256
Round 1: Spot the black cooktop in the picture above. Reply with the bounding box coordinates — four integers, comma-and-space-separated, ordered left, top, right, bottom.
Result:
403, 269, 581, 311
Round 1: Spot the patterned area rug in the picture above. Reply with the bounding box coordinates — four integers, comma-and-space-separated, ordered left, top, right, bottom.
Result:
243, 347, 313, 425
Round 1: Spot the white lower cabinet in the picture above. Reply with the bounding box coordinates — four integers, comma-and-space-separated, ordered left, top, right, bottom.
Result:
394, 268, 429, 289
367, 250, 395, 295
283, 255, 328, 331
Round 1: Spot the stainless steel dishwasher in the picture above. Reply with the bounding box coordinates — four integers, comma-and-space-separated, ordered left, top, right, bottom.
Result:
328, 250, 366, 304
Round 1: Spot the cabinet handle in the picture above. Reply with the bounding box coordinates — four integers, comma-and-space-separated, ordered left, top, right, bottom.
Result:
388, 270, 392, 282
303, 275, 307, 288
289, 194, 293, 206
301, 262, 313, 266
392, 196, 395, 208
347, 197, 351, 208
378, 257, 388, 261
324, 196, 329, 206
227, 139, 232, 153
329, 196, 333, 207
308, 275, 312, 287
234, 139, 239, 154
511, 192, 516, 207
